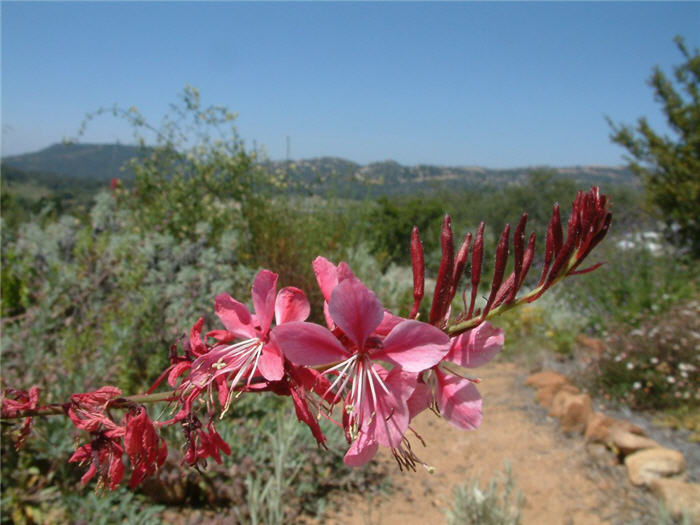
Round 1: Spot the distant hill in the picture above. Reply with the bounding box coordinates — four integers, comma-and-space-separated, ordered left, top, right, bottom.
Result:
2, 143, 146, 181
2, 143, 636, 199
265, 157, 636, 198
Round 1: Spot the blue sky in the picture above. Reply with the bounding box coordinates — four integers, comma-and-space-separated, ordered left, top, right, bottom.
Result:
2, 2, 699, 167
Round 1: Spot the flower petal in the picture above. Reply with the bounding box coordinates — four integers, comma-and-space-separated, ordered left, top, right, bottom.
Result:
344, 431, 379, 467
251, 270, 278, 335
274, 286, 310, 325
374, 310, 405, 336
406, 381, 431, 420
257, 342, 284, 381
272, 322, 349, 366
374, 320, 450, 373
215, 293, 256, 339
435, 369, 482, 430
313, 256, 338, 302
446, 322, 504, 368
328, 278, 384, 348
368, 388, 409, 448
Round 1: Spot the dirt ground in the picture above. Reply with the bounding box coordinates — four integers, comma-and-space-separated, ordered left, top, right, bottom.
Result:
320, 361, 661, 525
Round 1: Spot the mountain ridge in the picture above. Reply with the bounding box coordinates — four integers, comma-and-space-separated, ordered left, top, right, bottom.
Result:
2, 143, 636, 198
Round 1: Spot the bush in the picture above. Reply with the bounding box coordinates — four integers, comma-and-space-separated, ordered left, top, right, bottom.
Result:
444, 463, 524, 525
584, 300, 700, 411
559, 232, 698, 332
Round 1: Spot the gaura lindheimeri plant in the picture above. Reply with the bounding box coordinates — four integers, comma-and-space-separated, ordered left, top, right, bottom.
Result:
1, 187, 611, 488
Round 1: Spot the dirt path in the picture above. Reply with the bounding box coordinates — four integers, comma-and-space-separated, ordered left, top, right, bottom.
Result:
322, 361, 659, 525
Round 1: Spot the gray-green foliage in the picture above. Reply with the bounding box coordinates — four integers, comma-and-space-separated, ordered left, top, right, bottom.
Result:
1, 189, 252, 398
445, 464, 524, 525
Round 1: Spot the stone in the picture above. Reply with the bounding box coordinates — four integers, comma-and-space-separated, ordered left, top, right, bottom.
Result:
575, 334, 606, 357
584, 412, 616, 443
624, 447, 686, 486
585, 413, 648, 446
525, 370, 568, 389
586, 442, 619, 467
536, 383, 579, 409
558, 392, 593, 434
649, 478, 700, 523
549, 389, 583, 418
610, 427, 660, 456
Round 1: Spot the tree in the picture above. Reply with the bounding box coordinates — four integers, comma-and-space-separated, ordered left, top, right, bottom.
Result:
608, 36, 700, 257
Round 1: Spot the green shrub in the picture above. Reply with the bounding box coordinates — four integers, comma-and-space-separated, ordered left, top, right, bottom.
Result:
560, 233, 698, 333
583, 300, 699, 411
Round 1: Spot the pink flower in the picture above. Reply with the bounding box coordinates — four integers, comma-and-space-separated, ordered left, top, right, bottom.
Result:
409, 322, 504, 430
273, 268, 449, 466
183, 269, 310, 414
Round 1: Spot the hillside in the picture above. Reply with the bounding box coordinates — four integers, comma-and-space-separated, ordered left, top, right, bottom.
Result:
268, 158, 636, 198
2, 143, 146, 181
2, 143, 637, 200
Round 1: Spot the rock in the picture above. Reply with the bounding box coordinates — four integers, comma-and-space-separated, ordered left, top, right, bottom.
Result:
575, 334, 606, 357
649, 478, 700, 523
536, 383, 579, 409
558, 393, 593, 434
586, 442, 619, 467
585, 413, 647, 446
585, 412, 616, 443
625, 448, 686, 486
525, 370, 568, 389
610, 427, 659, 456
549, 389, 585, 418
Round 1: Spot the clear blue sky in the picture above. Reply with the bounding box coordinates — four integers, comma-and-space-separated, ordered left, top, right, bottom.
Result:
2, 2, 699, 167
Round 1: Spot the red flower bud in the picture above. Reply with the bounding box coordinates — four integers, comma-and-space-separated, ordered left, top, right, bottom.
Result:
429, 215, 454, 326
467, 222, 485, 320
409, 226, 425, 319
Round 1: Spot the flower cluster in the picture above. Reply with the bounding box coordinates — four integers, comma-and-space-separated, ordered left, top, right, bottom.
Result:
1, 187, 612, 489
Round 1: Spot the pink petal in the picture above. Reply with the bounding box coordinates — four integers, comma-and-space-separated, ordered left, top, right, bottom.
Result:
435, 369, 483, 430
272, 322, 349, 366
374, 320, 450, 373
274, 286, 310, 325
406, 381, 432, 420
215, 293, 256, 339
206, 329, 237, 343
322, 301, 335, 330
446, 322, 504, 368
335, 261, 357, 282
344, 431, 379, 467
328, 278, 384, 348
383, 367, 418, 403
312, 256, 338, 302
289, 383, 326, 445
251, 270, 278, 335
257, 342, 284, 381
167, 362, 192, 387
374, 310, 405, 336
368, 391, 409, 448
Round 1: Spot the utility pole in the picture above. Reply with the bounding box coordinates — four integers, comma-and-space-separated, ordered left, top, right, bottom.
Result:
285, 135, 291, 177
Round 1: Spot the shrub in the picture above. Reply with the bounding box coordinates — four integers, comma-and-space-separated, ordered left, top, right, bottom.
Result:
584, 300, 700, 411
444, 463, 524, 525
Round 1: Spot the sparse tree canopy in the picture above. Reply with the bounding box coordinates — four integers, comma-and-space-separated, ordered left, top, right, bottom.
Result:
608, 36, 700, 257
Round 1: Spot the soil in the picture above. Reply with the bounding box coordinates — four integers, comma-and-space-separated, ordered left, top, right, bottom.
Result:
318, 360, 673, 525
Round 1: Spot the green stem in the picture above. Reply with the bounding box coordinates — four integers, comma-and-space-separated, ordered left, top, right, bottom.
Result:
446, 261, 575, 336
1, 390, 177, 420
